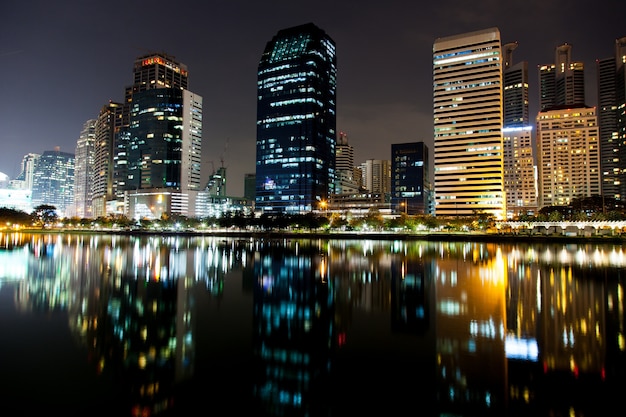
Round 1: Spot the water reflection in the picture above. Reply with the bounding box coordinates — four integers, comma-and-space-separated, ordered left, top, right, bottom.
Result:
0, 232, 624, 416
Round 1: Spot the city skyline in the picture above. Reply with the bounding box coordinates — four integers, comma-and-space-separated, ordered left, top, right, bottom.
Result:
1, 0, 625, 197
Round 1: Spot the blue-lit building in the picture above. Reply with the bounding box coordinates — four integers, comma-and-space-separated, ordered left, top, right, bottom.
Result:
255, 23, 337, 214
391, 142, 432, 215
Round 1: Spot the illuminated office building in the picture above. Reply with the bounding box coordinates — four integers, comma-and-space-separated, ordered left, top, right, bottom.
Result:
433, 27, 505, 219
597, 37, 626, 202
92, 101, 123, 218
391, 142, 433, 215
502, 42, 537, 217
74, 119, 96, 218
255, 23, 337, 214
117, 53, 203, 219
536, 106, 600, 207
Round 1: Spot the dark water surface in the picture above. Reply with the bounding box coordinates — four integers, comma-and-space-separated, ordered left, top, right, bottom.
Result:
0, 232, 624, 416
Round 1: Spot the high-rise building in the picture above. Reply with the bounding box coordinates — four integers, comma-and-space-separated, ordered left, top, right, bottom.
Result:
536, 106, 600, 207
31, 148, 75, 217
116, 53, 202, 219
334, 132, 360, 195
502, 42, 538, 217
618, 38, 626, 203
335, 132, 354, 172
244, 173, 256, 202
502, 42, 529, 127
433, 27, 505, 219
359, 159, 391, 196
92, 101, 123, 218
539, 43, 586, 111
74, 119, 96, 218
391, 142, 432, 215
597, 37, 626, 203
115, 53, 190, 200
255, 23, 337, 214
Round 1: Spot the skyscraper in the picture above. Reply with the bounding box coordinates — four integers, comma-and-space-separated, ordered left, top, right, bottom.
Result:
539, 43, 586, 111
433, 27, 505, 219
502, 42, 538, 217
117, 53, 202, 219
597, 37, 626, 203
115, 53, 191, 199
92, 101, 123, 218
74, 119, 96, 218
255, 23, 337, 214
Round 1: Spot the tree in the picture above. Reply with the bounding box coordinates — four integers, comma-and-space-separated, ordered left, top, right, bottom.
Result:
31, 205, 58, 228
0, 207, 32, 227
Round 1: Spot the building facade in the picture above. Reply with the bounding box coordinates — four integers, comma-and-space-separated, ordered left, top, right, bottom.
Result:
255, 23, 337, 214
433, 27, 505, 219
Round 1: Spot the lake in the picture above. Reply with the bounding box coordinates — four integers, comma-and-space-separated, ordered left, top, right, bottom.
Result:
0, 232, 624, 416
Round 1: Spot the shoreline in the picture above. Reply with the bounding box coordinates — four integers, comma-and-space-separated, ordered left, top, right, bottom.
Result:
15, 228, 626, 244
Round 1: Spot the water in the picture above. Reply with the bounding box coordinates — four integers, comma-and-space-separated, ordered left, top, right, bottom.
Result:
0, 232, 624, 416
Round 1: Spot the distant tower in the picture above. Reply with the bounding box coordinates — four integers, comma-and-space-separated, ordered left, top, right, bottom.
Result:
255, 23, 337, 214
391, 142, 432, 215
433, 27, 505, 219
13, 153, 40, 190
74, 119, 96, 218
244, 173, 256, 202
335, 132, 359, 194
597, 36, 626, 202
31, 148, 75, 216
335, 132, 354, 172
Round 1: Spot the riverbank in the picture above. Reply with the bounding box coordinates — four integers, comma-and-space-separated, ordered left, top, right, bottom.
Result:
18, 228, 626, 244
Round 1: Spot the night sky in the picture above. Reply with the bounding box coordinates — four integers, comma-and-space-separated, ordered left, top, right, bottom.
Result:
1, 0, 624, 197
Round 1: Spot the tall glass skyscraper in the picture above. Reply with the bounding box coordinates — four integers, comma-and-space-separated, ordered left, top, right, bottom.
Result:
433, 27, 505, 219
255, 23, 337, 214
117, 53, 202, 219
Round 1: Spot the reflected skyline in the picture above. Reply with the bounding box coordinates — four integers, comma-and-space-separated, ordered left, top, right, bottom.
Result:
0, 232, 624, 416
